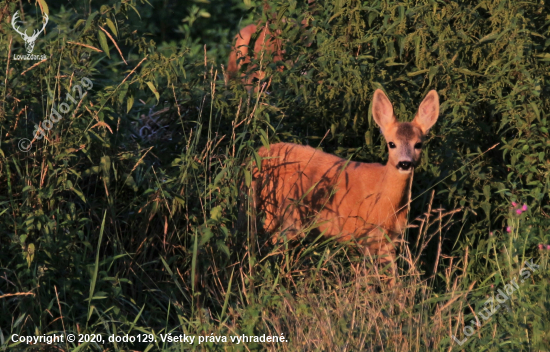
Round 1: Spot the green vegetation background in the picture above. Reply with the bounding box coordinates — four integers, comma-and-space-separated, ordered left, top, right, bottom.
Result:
0, 0, 549, 350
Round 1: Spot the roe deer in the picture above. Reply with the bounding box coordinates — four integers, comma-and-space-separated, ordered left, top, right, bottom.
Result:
226, 23, 284, 88
226, 1, 315, 89
246, 89, 440, 285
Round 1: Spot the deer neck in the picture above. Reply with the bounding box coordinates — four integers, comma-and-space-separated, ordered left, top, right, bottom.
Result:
380, 164, 412, 205
375, 164, 413, 233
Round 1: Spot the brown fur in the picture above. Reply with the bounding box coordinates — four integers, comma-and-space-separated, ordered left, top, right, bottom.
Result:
244, 89, 440, 286
226, 1, 315, 89
226, 24, 284, 88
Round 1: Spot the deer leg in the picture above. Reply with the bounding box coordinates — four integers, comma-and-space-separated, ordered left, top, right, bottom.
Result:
269, 204, 304, 244
377, 244, 397, 287
361, 230, 398, 287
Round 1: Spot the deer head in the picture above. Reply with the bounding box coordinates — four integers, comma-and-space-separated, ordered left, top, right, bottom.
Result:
11, 11, 48, 54
372, 89, 439, 175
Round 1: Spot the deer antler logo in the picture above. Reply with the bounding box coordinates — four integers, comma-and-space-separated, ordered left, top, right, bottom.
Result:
11, 11, 48, 54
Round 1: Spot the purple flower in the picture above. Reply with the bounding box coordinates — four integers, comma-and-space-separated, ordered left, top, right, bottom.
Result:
522, 204, 528, 211
516, 209, 522, 215
506, 226, 511, 233
511, 201, 517, 207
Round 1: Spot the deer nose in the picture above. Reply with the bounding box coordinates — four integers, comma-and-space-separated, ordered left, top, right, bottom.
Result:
397, 161, 413, 170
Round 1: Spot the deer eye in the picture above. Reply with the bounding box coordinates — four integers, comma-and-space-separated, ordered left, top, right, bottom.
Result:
388, 142, 396, 149
414, 142, 423, 149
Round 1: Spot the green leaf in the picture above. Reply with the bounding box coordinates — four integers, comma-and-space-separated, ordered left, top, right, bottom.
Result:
83, 11, 98, 33
127, 4, 141, 19
478, 31, 499, 44
159, 256, 188, 302
535, 53, 550, 62
213, 168, 228, 186
118, 83, 129, 103
105, 17, 117, 37
37, 0, 49, 15
259, 129, 270, 151
219, 268, 234, 321
200, 227, 214, 245
251, 148, 262, 173
26, 243, 35, 267
455, 68, 483, 77
88, 211, 106, 322
126, 95, 134, 113
82, 166, 100, 177
407, 68, 429, 77
483, 185, 491, 200
191, 230, 198, 294
100, 156, 111, 174
71, 186, 87, 203
210, 206, 222, 221
97, 30, 110, 58
428, 65, 439, 85
217, 241, 230, 257
146, 81, 160, 102
124, 175, 138, 192
364, 130, 371, 145
529, 101, 540, 121
244, 169, 251, 188
368, 11, 377, 26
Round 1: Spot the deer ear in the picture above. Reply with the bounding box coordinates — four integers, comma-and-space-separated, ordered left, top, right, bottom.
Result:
372, 89, 395, 134
413, 90, 439, 134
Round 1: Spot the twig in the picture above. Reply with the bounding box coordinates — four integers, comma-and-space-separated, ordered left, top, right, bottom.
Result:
119, 56, 147, 87
66, 41, 102, 52
0, 291, 34, 299
91, 121, 113, 134
55, 286, 69, 351
70, 95, 84, 120
99, 25, 127, 64
439, 280, 477, 311
3, 36, 12, 108
85, 106, 99, 122
122, 146, 154, 188
20, 59, 47, 76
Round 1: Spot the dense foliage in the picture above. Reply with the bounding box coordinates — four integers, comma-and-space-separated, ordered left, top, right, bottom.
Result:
0, 0, 549, 350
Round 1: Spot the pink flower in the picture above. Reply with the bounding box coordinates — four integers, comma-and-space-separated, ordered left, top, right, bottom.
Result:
506, 226, 511, 233
547, 245, 550, 250
516, 209, 522, 215
511, 201, 517, 207
489, 232, 493, 236
539, 244, 544, 250
522, 204, 527, 211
